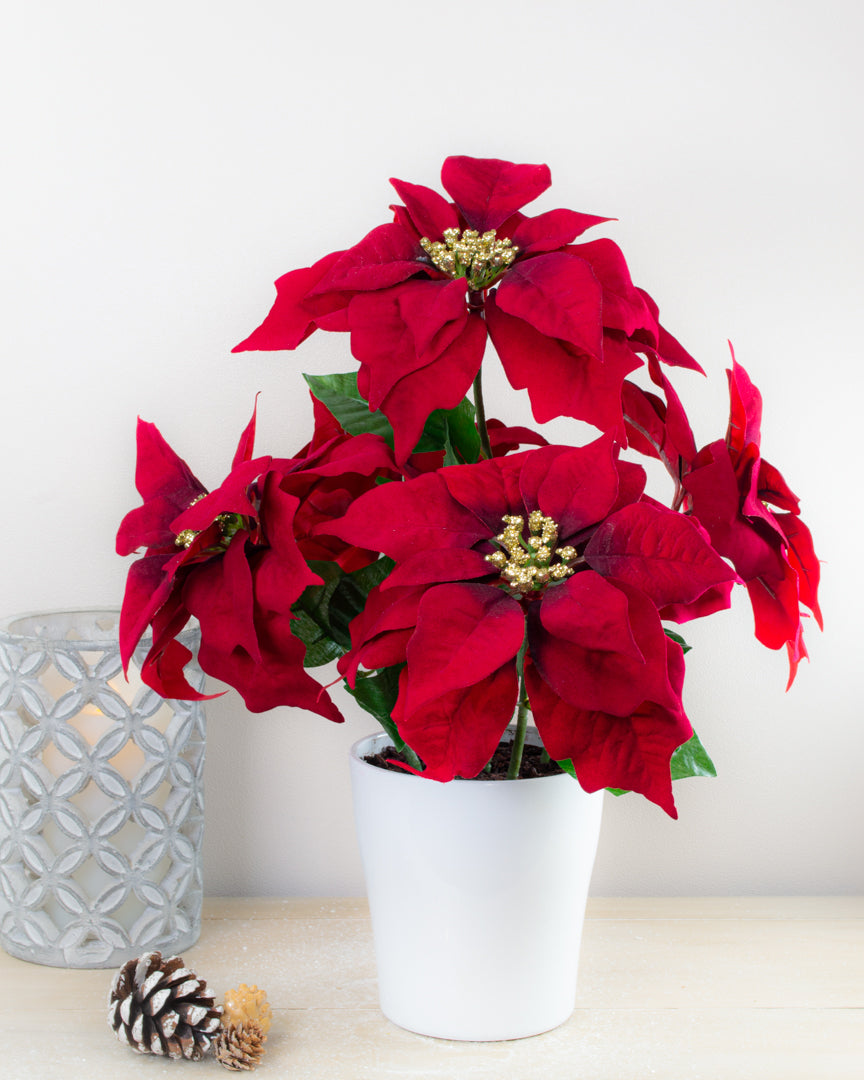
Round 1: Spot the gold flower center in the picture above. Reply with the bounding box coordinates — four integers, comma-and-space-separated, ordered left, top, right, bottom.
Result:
175, 495, 245, 550
419, 228, 518, 291
484, 511, 577, 595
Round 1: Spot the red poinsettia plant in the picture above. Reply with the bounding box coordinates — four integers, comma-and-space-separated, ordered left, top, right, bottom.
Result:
117, 155, 821, 817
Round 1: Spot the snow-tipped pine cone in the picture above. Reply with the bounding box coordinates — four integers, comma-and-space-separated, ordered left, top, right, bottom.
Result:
107, 951, 222, 1060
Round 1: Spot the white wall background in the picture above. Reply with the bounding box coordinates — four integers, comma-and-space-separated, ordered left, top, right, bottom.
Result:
1, 0, 860, 896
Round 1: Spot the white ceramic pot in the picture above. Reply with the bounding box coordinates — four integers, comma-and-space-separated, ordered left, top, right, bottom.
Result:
349, 729, 603, 1041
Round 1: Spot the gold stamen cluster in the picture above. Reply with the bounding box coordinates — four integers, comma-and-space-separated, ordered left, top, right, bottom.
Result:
485, 511, 577, 594
175, 495, 245, 550
419, 228, 518, 291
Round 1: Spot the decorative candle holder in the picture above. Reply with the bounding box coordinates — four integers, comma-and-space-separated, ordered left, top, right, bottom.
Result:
0, 610, 206, 967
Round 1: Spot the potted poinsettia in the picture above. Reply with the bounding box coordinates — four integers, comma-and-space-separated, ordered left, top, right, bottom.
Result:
117, 155, 821, 1041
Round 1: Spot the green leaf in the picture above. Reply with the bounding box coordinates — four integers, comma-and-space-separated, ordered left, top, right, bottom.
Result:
670, 730, 717, 781
347, 555, 395, 595
303, 371, 394, 445
288, 608, 344, 668
664, 628, 692, 654
325, 557, 395, 645
294, 561, 350, 647
443, 397, 483, 463
344, 665, 408, 753
302, 636, 345, 668
413, 397, 482, 463
304, 371, 484, 465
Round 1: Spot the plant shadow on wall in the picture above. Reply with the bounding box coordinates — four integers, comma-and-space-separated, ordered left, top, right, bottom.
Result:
116, 155, 822, 820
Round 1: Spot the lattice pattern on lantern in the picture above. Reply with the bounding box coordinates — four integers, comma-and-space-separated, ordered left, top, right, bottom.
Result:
0, 610, 206, 968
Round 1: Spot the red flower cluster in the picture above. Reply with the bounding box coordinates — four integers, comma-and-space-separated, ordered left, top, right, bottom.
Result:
329, 438, 738, 815
233, 156, 699, 462
116, 402, 398, 715
118, 153, 821, 818
623, 350, 822, 685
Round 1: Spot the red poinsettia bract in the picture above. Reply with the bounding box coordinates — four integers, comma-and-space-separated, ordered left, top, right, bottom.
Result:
623, 352, 821, 684
683, 358, 822, 685
116, 404, 398, 715
329, 438, 739, 816
233, 155, 699, 461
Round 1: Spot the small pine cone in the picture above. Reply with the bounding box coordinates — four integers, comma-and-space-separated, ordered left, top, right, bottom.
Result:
214, 1019, 267, 1071
223, 983, 273, 1034
107, 951, 223, 1060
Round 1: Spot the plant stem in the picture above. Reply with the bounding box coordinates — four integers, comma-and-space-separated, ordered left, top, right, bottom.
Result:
468, 288, 493, 461
472, 368, 493, 461
507, 643, 530, 780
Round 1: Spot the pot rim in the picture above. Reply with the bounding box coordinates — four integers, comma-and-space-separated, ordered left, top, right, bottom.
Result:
349, 727, 573, 786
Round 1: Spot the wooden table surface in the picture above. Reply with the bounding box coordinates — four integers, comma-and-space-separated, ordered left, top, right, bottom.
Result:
3, 896, 863, 1079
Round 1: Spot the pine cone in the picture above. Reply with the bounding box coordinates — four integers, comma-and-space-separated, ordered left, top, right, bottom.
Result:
214, 1019, 267, 1071
223, 983, 273, 1034
107, 951, 223, 1060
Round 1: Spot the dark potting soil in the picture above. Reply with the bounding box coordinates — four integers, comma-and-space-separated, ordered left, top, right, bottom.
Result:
364, 738, 566, 780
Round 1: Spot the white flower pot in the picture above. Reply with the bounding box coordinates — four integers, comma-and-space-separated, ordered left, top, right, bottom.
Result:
349, 730, 603, 1041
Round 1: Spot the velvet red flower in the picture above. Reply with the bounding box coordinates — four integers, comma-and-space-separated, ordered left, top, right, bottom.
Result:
683, 357, 822, 685
623, 352, 822, 684
117, 403, 398, 715
329, 438, 738, 815
233, 155, 700, 461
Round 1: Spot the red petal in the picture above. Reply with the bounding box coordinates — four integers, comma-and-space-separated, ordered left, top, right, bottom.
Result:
487, 296, 637, 436
530, 575, 677, 716
129, 418, 205, 507
495, 252, 604, 356
117, 497, 184, 556
231, 400, 259, 469
376, 314, 486, 463
745, 563, 802, 651
348, 279, 473, 412
647, 355, 697, 465
685, 442, 784, 582
754, 457, 799, 514
567, 239, 653, 336
585, 502, 738, 608
118, 554, 178, 669
171, 457, 269, 535
394, 663, 519, 781
381, 548, 493, 591
726, 354, 763, 457
517, 438, 624, 541
198, 607, 344, 720
232, 250, 346, 352
633, 287, 704, 373
329, 471, 489, 560
313, 223, 423, 293
253, 477, 322, 609
403, 583, 525, 714
440, 453, 526, 533
338, 584, 426, 684
777, 513, 822, 628
141, 637, 212, 702
183, 538, 260, 662
622, 381, 666, 462
389, 177, 459, 240
440, 155, 551, 232
525, 656, 690, 818
510, 208, 611, 254
487, 420, 548, 455
659, 580, 734, 624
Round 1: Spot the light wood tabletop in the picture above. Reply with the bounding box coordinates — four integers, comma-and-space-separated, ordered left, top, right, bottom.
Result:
3, 896, 862, 1079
